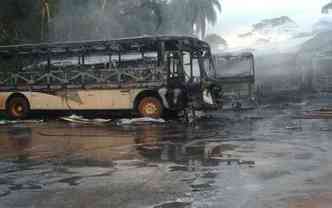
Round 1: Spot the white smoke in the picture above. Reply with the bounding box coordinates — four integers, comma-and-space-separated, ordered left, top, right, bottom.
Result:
313, 15, 332, 33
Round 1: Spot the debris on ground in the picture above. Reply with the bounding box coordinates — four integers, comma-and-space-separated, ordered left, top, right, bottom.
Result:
152, 198, 192, 208
285, 125, 302, 130
209, 157, 255, 166
320, 127, 332, 132
286, 121, 303, 130
60, 115, 111, 124
294, 110, 332, 119
180, 110, 207, 124
0, 187, 10, 198
244, 116, 265, 120
117, 117, 166, 125
0, 120, 44, 125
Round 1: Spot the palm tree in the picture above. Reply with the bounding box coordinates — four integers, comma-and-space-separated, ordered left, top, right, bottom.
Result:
118, 0, 165, 32
140, 0, 164, 31
40, 0, 50, 41
186, 0, 222, 38
168, 0, 221, 38
41, 0, 63, 41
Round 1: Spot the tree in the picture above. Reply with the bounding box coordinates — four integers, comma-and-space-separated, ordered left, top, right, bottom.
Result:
139, 0, 165, 31
322, 1, 332, 14
48, 0, 166, 41
204, 33, 227, 48
167, 0, 222, 38
0, 0, 61, 44
1, 0, 222, 44
157, 0, 192, 34
0, 0, 42, 44
117, 0, 166, 32
186, 0, 222, 38
40, 0, 51, 41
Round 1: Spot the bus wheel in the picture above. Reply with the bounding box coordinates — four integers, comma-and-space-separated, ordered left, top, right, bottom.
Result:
6, 97, 30, 120
138, 97, 163, 118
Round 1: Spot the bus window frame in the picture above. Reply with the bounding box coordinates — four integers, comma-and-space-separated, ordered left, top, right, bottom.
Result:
0, 36, 213, 89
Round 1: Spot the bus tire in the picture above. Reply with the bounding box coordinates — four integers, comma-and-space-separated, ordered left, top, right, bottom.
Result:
138, 97, 163, 118
6, 96, 30, 120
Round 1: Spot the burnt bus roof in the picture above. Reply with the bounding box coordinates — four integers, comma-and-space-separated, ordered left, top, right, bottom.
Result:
0, 35, 210, 56
214, 52, 254, 58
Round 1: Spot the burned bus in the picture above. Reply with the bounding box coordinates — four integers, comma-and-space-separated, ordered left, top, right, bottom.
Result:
212, 52, 256, 109
0, 36, 223, 119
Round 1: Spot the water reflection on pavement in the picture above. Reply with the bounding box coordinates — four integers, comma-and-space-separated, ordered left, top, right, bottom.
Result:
0, 104, 331, 208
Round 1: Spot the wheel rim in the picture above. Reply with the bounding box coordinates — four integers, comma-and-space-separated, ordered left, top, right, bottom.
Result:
139, 97, 162, 118
11, 103, 25, 118
143, 103, 158, 115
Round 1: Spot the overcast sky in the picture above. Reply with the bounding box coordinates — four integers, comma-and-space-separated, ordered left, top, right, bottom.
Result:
209, 0, 332, 35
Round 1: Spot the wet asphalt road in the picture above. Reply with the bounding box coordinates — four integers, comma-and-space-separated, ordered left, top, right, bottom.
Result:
0, 101, 332, 208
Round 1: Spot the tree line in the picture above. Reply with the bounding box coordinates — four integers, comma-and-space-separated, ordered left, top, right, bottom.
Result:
322, 1, 332, 14
0, 0, 222, 45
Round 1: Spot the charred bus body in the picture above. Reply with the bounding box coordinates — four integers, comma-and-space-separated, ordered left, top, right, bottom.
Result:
212, 52, 256, 109
0, 36, 223, 119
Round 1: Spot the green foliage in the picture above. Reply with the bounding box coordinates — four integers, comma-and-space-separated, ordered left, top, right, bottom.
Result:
0, 0, 43, 44
161, 0, 222, 38
0, 0, 222, 45
49, 0, 167, 40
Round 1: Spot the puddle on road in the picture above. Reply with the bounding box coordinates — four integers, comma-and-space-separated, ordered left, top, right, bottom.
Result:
289, 192, 332, 208
0, 120, 249, 166
1, 106, 330, 208
0, 119, 255, 200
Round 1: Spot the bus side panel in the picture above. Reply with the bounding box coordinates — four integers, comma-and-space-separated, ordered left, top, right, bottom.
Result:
28, 89, 144, 110
29, 91, 74, 110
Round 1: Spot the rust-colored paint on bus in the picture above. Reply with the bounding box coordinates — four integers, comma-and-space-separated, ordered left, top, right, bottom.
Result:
0, 95, 5, 109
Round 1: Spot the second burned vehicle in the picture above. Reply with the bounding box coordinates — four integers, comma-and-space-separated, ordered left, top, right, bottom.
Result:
0, 36, 224, 119
212, 52, 256, 109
